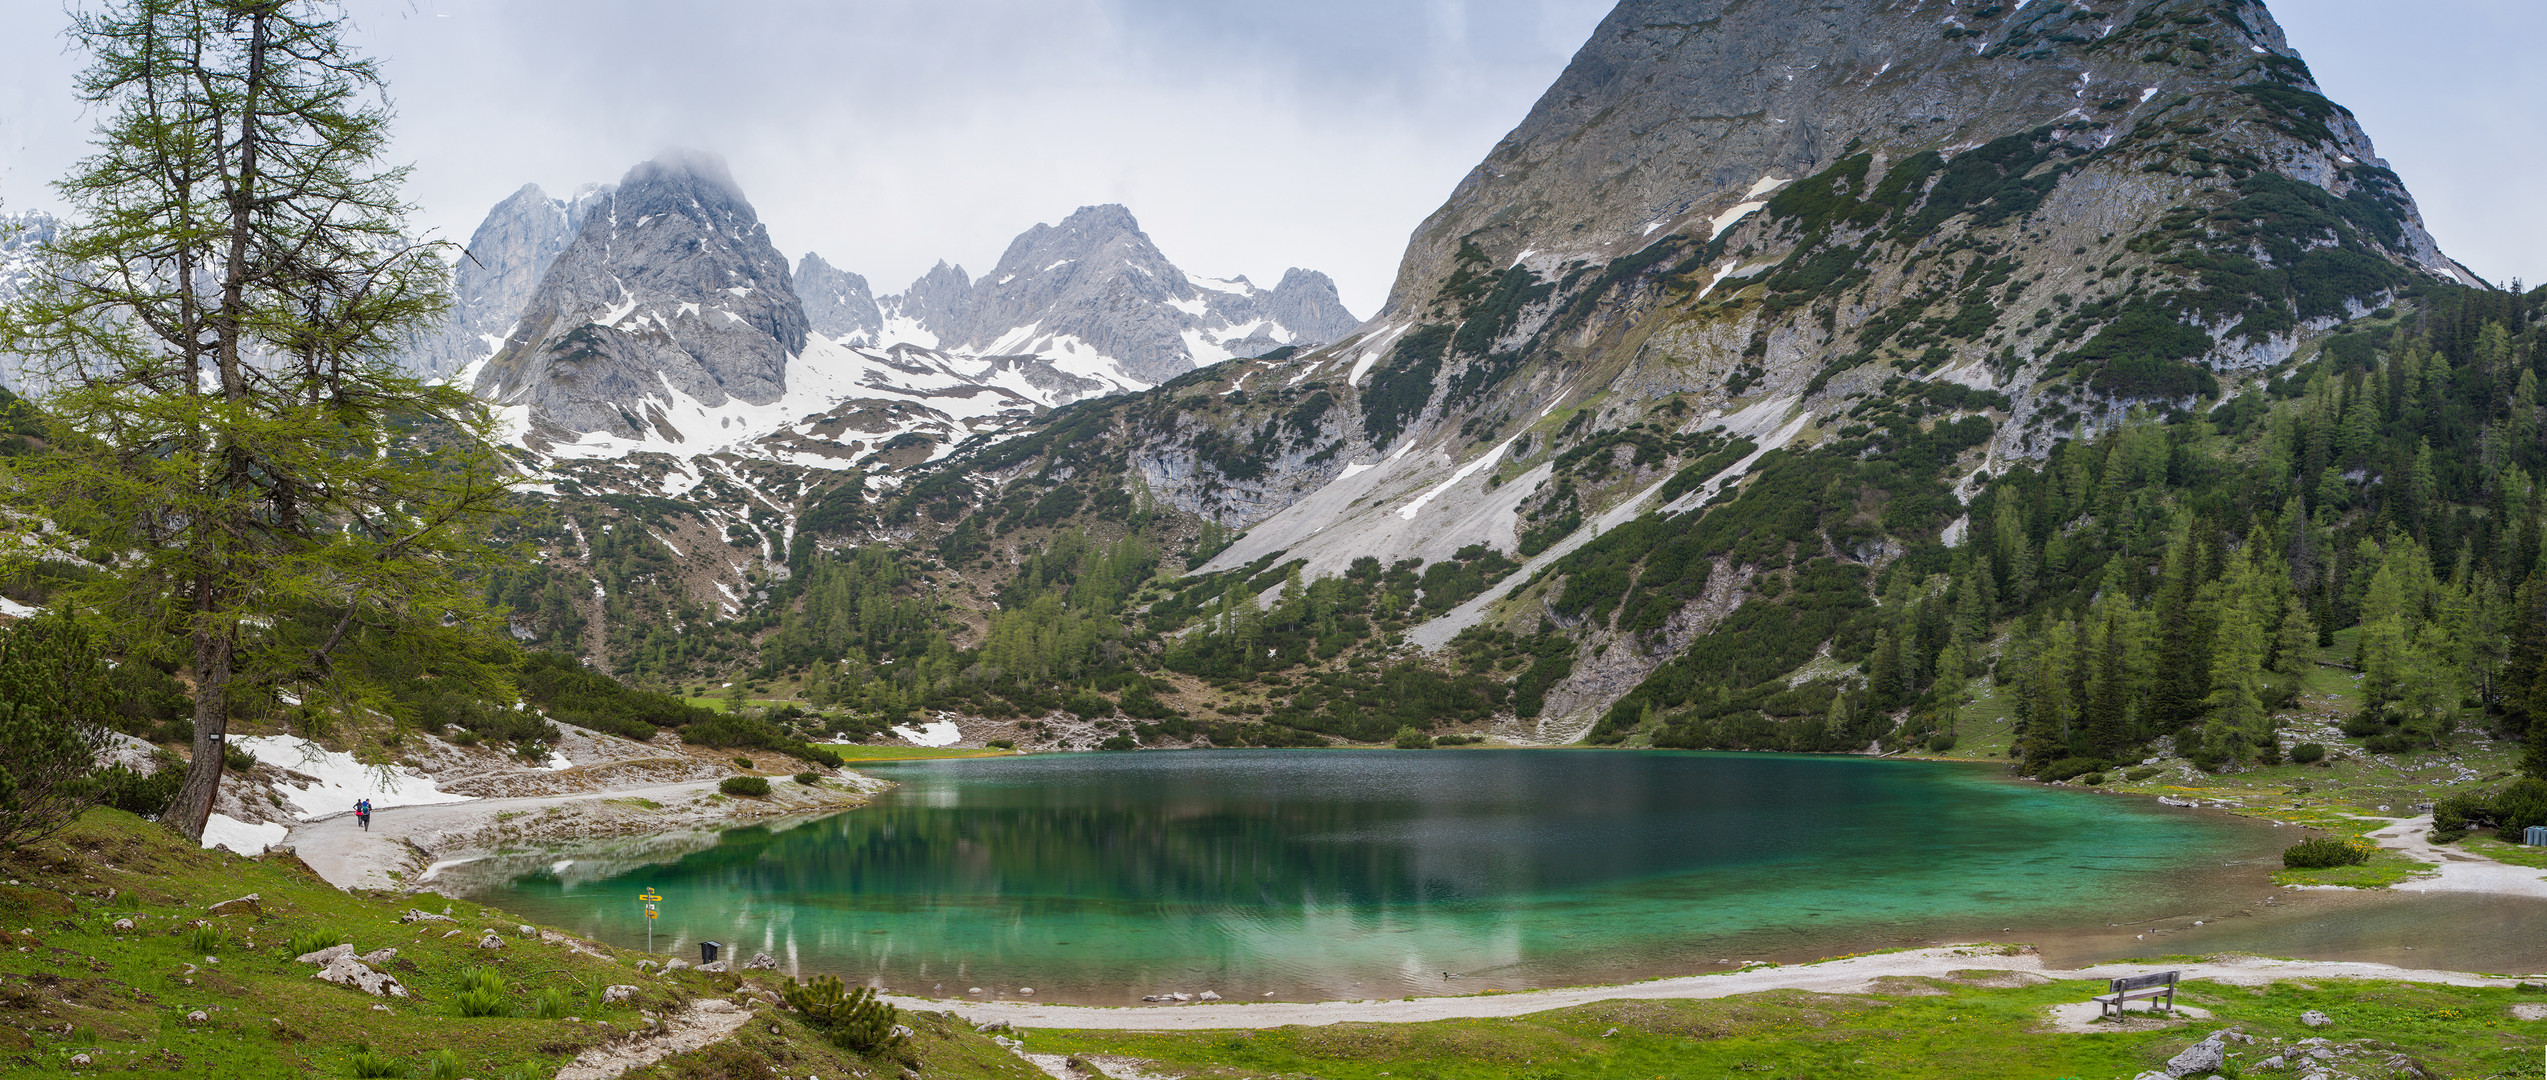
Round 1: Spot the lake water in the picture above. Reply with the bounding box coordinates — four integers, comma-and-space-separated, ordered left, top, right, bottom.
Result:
444, 750, 2303, 1002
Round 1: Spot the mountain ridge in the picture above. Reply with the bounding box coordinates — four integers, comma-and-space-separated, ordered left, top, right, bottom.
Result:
429, 1, 2543, 784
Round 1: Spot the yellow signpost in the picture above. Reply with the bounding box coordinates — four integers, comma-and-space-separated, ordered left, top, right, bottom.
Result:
640, 890, 663, 952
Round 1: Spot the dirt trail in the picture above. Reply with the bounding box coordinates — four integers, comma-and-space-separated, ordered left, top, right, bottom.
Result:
552, 998, 759, 1080
891, 945, 2533, 1031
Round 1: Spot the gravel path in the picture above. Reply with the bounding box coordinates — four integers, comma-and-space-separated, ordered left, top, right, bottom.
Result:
2366, 813, 2547, 898
891, 945, 2531, 1031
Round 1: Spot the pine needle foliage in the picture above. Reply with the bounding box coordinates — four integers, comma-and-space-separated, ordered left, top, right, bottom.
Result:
782, 974, 906, 1054
0, 0, 516, 840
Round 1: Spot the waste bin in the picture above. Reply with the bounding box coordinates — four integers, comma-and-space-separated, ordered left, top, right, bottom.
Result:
2525, 826, 2547, 847
700, 941, 721, 964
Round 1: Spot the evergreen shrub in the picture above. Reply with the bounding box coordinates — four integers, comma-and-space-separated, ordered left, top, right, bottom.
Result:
2282, 837, 2372, 869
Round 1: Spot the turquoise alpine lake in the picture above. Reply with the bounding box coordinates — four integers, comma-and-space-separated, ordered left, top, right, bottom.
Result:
443, 750, 2289, 1002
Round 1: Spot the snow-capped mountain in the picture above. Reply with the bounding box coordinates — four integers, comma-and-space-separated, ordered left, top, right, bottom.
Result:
469, 151, 808, 450
869, 203, 1359, 385
431, 154, 1360, 468
449, 154, 1162, 467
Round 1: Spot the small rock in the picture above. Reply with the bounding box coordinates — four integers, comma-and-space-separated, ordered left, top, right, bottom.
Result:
603, 985, 639, 1004
1019, 987, 1034, 995
185, 1011, 208, 1024
205, 893, 261, 917
2164, 1035, 2226, 1077
2299, 1009, 2332, 1029
888, 1023, 915, 1039
635, 959, 658, 972
974, 1021, 1009, 1033
697, 960, 729, 973
1197, 990, 1219, 1001
967, 987, 982, 994
370, 1004, 390, 1013
296, 944, 355, 965
314, 954, 409, 998
693, 999, 738, 1014
1141, 995, 1160, 1002
69, 1052, 90, 1066
476, 931, 506, 949
359, 947, 396, 967
744, 951, 778, 970
663, 959, 690, 972
2256, 1056, 2285, 1070
517, 924, 537, 937
110, 919, 133, 932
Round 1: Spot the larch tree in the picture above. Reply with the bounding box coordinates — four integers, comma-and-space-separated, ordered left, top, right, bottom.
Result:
0, 0, 514, 841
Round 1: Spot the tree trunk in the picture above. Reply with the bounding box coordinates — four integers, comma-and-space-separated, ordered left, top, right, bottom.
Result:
171, 8, 270, 844
167, 624, 234, 841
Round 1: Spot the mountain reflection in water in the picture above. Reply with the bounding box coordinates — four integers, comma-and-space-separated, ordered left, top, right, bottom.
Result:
445, 750, 2287, 1002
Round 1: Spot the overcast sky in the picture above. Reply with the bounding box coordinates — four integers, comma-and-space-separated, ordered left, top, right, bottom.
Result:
2, 1, 2541, 317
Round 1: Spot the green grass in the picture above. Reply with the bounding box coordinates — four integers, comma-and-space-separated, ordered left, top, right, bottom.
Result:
1032, 976, 2547, 1079
0, 808, 1040, 1079
2456, 834, 2547, 870
2272, 846, 2438, 888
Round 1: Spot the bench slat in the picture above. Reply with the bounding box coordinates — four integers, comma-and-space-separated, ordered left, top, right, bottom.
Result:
2108, 971, 2180, 992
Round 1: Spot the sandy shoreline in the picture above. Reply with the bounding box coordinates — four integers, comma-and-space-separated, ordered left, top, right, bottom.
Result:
894, 943, 2538, 1030
283, 770, 886, 891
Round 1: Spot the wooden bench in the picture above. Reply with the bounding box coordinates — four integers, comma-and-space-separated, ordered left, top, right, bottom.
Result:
2093, 970, 2179, 1018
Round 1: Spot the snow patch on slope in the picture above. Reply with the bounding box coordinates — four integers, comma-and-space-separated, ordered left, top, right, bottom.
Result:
230, 735, 476, 820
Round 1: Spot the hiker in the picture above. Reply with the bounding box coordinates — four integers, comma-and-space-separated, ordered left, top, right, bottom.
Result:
355, 798, 371, 831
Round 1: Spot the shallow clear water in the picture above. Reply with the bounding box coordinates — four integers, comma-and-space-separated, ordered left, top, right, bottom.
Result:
447, 750, 2287, 1001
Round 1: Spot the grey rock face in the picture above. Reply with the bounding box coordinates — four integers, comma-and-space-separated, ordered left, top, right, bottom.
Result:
794, 252, 882, 343
1379, 0, 2465, 319
1264, 268, 1360, 342
0, 210, 59, 386
881, 204, 1359, 383
403, 184, 611, 378
886, 261, 974, 346
0, 210, 54, 305
474, 150, 809, 444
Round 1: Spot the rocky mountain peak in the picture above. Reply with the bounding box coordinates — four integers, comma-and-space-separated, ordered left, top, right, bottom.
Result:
794, 252, 883, 344
403, 183, 588, 379
878, 204, 1360, 384
1380, 0, 2464, 321
472, 149, 807, 446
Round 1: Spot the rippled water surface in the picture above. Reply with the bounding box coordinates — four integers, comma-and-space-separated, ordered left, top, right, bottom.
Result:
448, 750, 2294, 1001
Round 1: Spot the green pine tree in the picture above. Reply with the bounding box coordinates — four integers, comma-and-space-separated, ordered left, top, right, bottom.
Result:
1, 0, 513, 840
